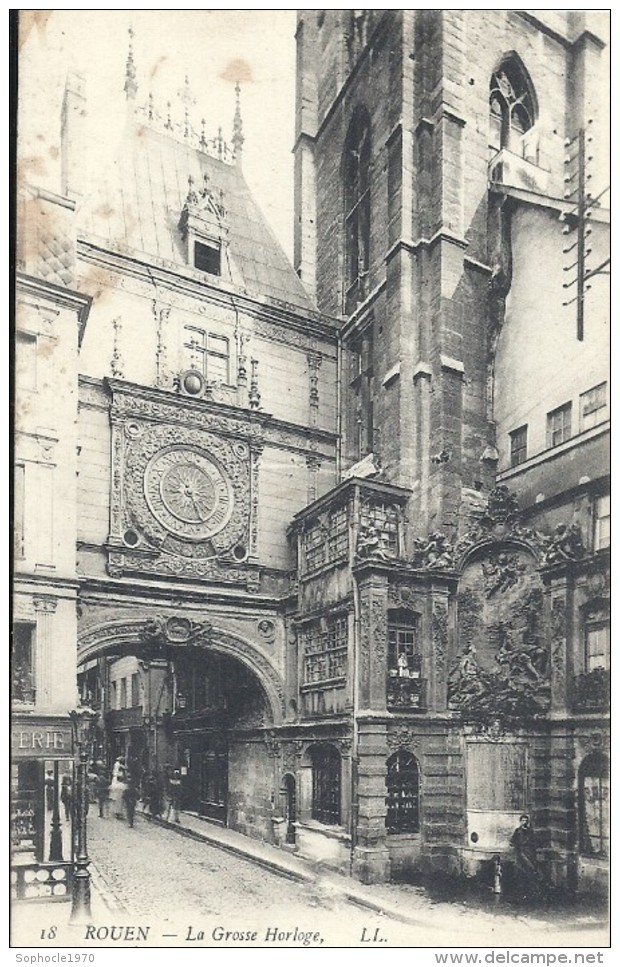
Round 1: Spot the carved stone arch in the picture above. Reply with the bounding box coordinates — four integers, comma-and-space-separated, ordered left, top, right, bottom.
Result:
78, 617, 284, 724
491, 50, 539, 122
457, 535, 541, 575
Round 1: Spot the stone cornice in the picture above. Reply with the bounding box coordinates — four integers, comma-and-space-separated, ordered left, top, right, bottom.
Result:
77, 238, 340, 342
16, 272, 92, 345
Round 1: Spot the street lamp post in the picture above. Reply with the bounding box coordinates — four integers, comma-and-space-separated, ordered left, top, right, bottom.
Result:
68, 708, 97, 924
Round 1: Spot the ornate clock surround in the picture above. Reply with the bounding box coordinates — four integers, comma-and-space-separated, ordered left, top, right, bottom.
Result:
107, 381, 262, 584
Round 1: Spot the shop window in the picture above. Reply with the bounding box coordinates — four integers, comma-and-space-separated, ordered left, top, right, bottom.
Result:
344, 108, 371, 313
311, 745, 341, 825
12, 623, 35, 705
184, 325, 230, 384
593, 495, 610, 551
509, 425, 528, 467
579, 753, 609, 857
386, 749, 420, 834
580, 383, 607, 431
546, 402, 572, 448
489, 58, 536, 156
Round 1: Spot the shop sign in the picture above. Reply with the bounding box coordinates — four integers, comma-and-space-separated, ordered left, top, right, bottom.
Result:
11, 723, 73, 758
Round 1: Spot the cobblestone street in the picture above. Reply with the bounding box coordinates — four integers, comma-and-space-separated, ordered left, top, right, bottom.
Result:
83, 811, 610, 948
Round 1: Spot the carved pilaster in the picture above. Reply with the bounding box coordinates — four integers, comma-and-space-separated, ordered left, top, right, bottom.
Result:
109, 417, 125, 541
358, 576, 388, 712
306, 451, 321, 504
249, 439, 263, 560
549, 582, 570, 714
153, 301, 171, 388
111, 316, 124, 378
33, 595, 57, 707
307, 351, 322, 426
430, 589, 449, 712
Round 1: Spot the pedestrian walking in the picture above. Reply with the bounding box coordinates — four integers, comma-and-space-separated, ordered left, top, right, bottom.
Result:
96, 770, 110, 818
45, 770, 55, 811
109, 756, 127, 820
122, 776, 139, 828
165, 769, 182, 824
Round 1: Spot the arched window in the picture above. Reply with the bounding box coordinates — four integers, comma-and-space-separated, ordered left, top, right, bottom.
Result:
344, 109, 371, 313
386, 749, 420, 834
310, 744, 341, 825
579, 753, 609, 857
489, 58, 536, 157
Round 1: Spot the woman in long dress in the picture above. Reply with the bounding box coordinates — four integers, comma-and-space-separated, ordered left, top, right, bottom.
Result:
109, 756, 127, 820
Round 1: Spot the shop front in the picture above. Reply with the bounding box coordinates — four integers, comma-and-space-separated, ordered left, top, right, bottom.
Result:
11, 716, 75, 902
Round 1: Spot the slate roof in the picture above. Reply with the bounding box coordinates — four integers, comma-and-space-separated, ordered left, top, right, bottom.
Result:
78, 118, 315, 314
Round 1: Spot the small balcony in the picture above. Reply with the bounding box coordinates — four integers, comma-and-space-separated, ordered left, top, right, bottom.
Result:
387, 672, 427, 712
573, 668, 610, 713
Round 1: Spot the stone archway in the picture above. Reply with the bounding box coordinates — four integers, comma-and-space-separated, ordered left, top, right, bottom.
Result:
78, 615, 284, 725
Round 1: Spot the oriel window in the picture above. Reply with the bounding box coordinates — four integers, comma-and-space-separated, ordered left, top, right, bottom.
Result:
344, 109, 371, 314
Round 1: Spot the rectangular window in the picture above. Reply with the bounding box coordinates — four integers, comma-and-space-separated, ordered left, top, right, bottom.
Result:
131, 672, 140, 707
111, 681, 118, 710
509, 425, 528, 467
15, 331, 37, 392
547, 402, 572, 448
327, 504, 349, 561
194, 240, 221, 276
12, 623, 35, 704
303, 521, 326, 573
360, 500, 399, 557
388, 625, 420, 675
183, 325, 230, 384
585, 623, 610, 673
120, 678, 128, 709
303, 616, 348, 684
593, 495, 610, 551
14, 464, 25, 560
580, 382, 608, 431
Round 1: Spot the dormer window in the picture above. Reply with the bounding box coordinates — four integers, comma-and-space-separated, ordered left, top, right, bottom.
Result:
193, 239, 221, 276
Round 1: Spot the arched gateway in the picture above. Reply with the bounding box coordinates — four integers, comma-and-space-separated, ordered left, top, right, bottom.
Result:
78, 615, 284, 830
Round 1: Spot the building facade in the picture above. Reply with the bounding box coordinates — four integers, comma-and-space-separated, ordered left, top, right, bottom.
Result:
13, 10, 609, 897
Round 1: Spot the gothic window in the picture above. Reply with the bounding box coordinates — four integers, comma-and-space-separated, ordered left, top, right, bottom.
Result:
183, 325, 230, 384
579, 753, 609, 857
303, 616, 348, 684
386, 750, 420, 834
509, 425, 528, 467
489, 60, 536, 157
310, 744, 341, 825
546, 402, 572, 448
593, 495, 610, 552
349, 328, 374, 459
580, 383, 608, 431
344, 109, 371, 313
11, 623, 35, 705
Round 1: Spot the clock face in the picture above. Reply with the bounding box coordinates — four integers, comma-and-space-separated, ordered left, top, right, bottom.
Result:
144, 445, 233, 541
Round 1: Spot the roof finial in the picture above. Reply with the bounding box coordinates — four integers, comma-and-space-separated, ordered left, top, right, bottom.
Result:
124, 25, 138, 100
232, 81, 244, 165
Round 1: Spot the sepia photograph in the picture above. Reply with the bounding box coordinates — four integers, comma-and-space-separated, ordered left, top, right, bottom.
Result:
11, 7, 610, 954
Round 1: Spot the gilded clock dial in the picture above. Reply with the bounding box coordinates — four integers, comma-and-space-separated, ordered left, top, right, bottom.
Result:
144, 446, 233, 541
